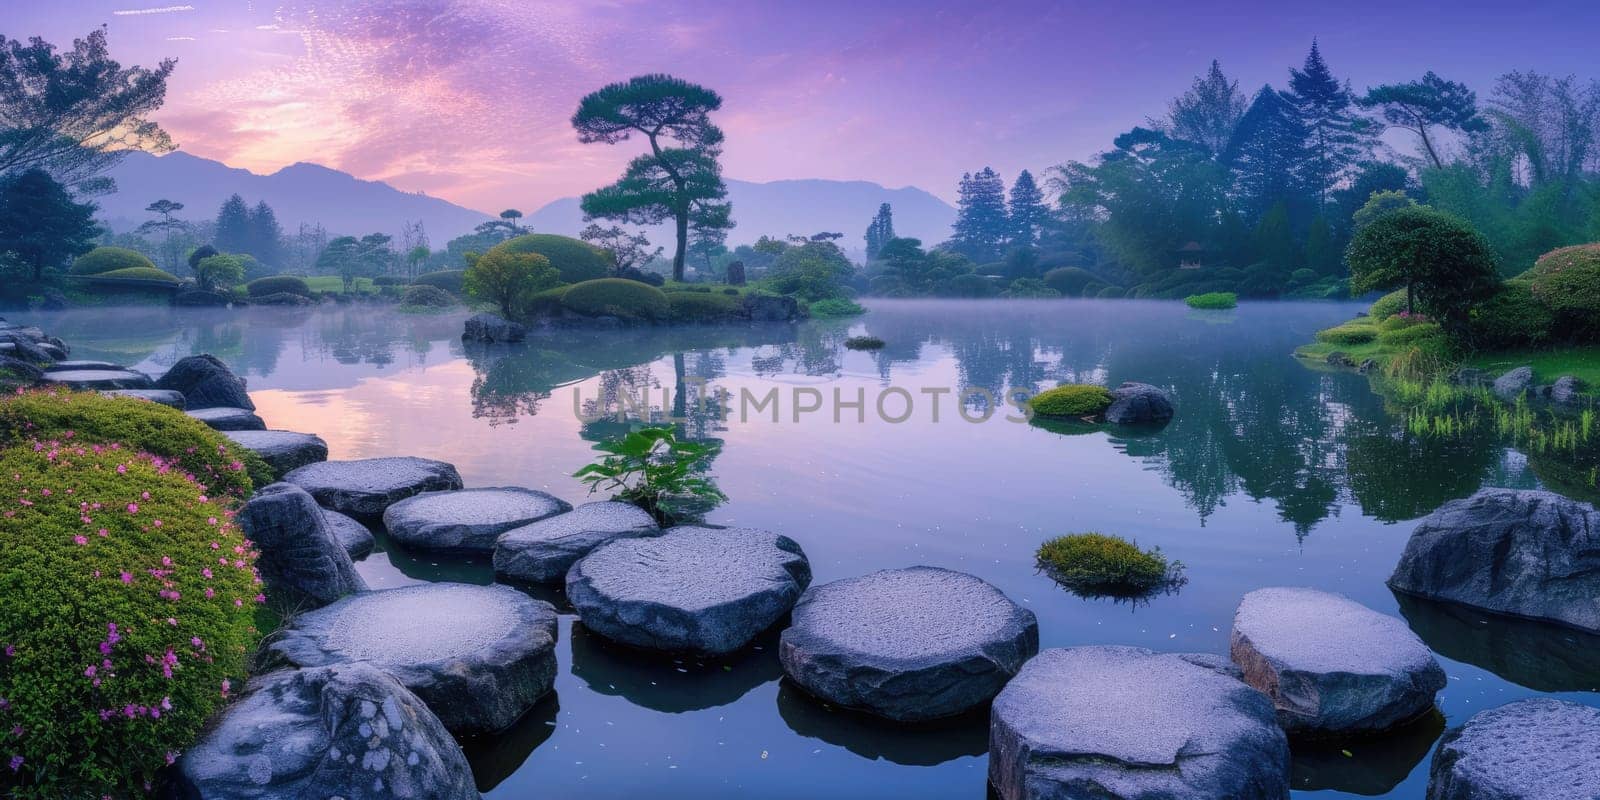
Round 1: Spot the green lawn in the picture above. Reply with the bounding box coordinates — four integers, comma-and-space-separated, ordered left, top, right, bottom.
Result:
1466, 346, 1600, 385
303, 276, 378, 294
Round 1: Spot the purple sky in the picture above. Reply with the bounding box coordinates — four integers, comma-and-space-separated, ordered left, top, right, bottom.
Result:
13, 1, 1600, 212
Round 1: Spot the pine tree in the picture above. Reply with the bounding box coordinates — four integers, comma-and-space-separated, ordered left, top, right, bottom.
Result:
1253, 201, 1298, 271
1303, 215, 1338, 274
1165, 60, 1248, 156
950, 167, 1008, 261
1006, 169, 1049, 247
214, 194, 252, 254
1282, 41, 1370, 206
1223, 86, 1312, 222
249, 201, 283, 268
864, 203, 895, 260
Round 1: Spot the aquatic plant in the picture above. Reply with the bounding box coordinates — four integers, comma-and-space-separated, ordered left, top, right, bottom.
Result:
1028, 384, 1113, 418
808, 297, 867, 318
1036, 533, 1184, 597
1184, 292, 1237, 310
574, 426, 726, 525
843, 335, 886, 350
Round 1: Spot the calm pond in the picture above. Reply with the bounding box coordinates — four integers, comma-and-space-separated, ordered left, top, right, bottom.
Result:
16, 299, 1600, 799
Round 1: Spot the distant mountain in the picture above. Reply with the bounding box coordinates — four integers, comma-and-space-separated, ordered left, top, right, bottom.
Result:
526, 179, 955, 255
98, 151, 494, 241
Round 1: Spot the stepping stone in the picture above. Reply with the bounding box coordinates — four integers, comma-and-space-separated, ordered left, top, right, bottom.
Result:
156, 354, 253, 410
100, 389, 186, 408
567, 526, 811, 655
323, 509, 375, 561
224, 430, 329, 479
989, 646, 1290, 800
44, 359, 124, 372
383, 487, 570, 555
779, 567, 1039, 722
1427, 698, 1600, 800
38, 368, 153, 390
185, 406, 266, 431
1231, 587, 1446, 736
257, 583, 559, 735
493, 501, 659, 584
283, 457, 464, 522
174, 663, 478, 800
238, 483, 366, 609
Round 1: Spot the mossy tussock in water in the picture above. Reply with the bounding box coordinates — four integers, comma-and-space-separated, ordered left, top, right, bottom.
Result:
1036, 533, 1184, 597
1184, 291, 1237, 310
1027, 384, 1113, 417
843, 335, 885, 350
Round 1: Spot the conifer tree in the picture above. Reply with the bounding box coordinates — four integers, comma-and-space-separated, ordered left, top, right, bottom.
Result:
1164, 60, 1248, 156
950, 167, 1009, 261
1224, 87, 1312, 221
1282, 41, 1370, 206
1006, 169, 1049, 247
214, 194, 252, 255
864, 203, 895, 260
249, 201, 283, 268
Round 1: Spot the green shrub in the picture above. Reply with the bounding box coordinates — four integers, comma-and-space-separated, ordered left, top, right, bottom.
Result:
1028, 384, 1114, 418
1377, 321, 1446, 347
1185, 292, 1238, 309
412, 270, 466, 295
70, 247, 156, 276
0, 389, 266, 498
667, 291, 741, 323
561, 278, 669, 322
0, 442, 260, 797
1316, 321, 1379, 345
1002, 278, 1061, 299
1289, 268, 1318, 286
489, 234, 610, 284
1379, 313, 1429, 332
1525, 243, 1600, 335
1042, 267, 1098, 297
400, 284, 456, 309
1095, 285, 1126, 299
843, 335, 885, 350
522, 285, 570, 318
1369, 289, 1408, 320
245, 275, 312, 298
89, 267, 180, 283
1036, 532, 1181, 595
808, 297, 866, 318
1468, 281, 1554, 349
936, 273, 996, 298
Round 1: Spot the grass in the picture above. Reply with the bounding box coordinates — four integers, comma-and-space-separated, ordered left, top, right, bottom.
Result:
1465, 346, 1600, 386
1028, 384, 1114, 418
1036, 533, 1184, 597
303, 276, 378, 294
1185, 291, 1237, 310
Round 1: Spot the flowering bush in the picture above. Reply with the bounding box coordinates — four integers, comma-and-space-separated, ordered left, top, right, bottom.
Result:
0, 389, 269, 499
0, 442, 261, 797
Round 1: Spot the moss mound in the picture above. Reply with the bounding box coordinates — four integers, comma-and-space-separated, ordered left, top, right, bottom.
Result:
667, 291, 741, 323
489, 234, 610, 284
400, 284, 456, 309
1316, 321, 1379, 345
1036, 533, 1181, 596
1368, 289, 1408, 320
71, 247, 158, 276
412, 270, 466, 295
808, 297, 866, 318
843, 335, 886, 350
0, 442, 260, 797
1185, 291, 1237, 310
561, 278, 669, 323
246, 276, 312, 298
1526, 243, 1600, 334
88, 267, 180, 283
1377, 321, 1446, 347
1028, 384, 1114, 418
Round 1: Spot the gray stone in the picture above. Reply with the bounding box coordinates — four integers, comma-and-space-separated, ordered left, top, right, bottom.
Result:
1427, 698, 1600, 800
1449, 367, 1491, 387
284, 457, 464, 522
238, 483, 366, 609
1389, 488, 1600, 634
0, 332, 52, 364
1230, 587, 1446, 736
324, 509, 376, 561
257, 583, 559, 735
1492, 366, 1534, 402
100, 388, 186, 408
1358, 358, 1378, 374
742, 293, 801, 322
382, 487, 570, 555
989, 646, 1290, 800
156, 354, 254, 410
492, 501, 659, 584
174, 662, 479, 800
0, 355, 43, 383
225, 430, 329, 478
43, 359, 123, 372
186, 406, 266, 431
567, 526, 811, 655
1550, 375, 1586, 409
38, 368, 153, 390
1326, 351, 1354, 367
779, 567, 1038, 722
462, 312, 527, 343
1103, 381, 1175, 425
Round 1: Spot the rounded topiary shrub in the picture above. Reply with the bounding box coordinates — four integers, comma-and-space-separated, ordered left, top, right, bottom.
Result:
1095, 285, 1126, 299
412, 270, 466, 295
0, 442, 260, 798
400, 284, 456, 308
1377, 321, 1446, 347
245, 275, 311, 298
667, 291, 742, 323
1525, 243, 1600, 335
70, 247, 157, 276
1185, 292, 1237, 310
489, 234, 610, 284
90, 267, 180, 284
1368, 289, 1408, 320
1315, 321, 1378, 345
0, 390, 265, 499
1469, 281, 1554, 349
1042, 267, 1097, 297
1028, 384, 1113, 418
1036, 533, 1180, 596
561, 278, 669, 322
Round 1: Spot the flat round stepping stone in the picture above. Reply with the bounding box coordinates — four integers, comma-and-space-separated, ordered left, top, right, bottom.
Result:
283, 457, 464, 521
100, 388, 186, 408
567, 526, 812, 655
1428, 698, 1600, 800
989, 646, 1289, 800
44, 359, 124, 371
1231, 587, 1446, 737
780, 567, 1039, 721
493, 501, 659, 584
224, 430, 329, 478
186, 406, 266, 431
383, 487, 571, 555
323, 509, 375, 560
256, 583, 559, 735
39, 368, 153, 390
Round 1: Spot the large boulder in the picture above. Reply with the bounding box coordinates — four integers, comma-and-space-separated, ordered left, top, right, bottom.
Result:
156, 354, 254, 410
256, 583, 559, 735
567, 526, 811, 655
989, 646, 1290, 800
100, 388, 186, 408
779, 567, 1038, 722
186, 406, 266, 431
43, 359, 123, 371
462, 312, 527, 343
1103, 381, 1175, 425
1491, 366, 1534, 402
1427, 698, 1600, 800
1549, 375, 1586, 409
324, 508, 376, 561
492, 501, 659, 584
173, 662, 479, 800
38, 368, 153, 390
382, 487, 570, 555
283, 456, 464, 521
1230, 587, 1446, 736
238, 482, 367, 609
742, 294, 801, 322
0, 354, 43, 383
224, 430, 329, 478
1389, 488, 1600, 634
0, 332, 52, 364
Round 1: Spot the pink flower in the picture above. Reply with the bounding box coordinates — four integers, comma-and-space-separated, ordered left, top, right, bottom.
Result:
119, 572, 133, 584
126, 503, 138, 514
116, 464, 126, 474
73, 535, 88, 546
9, 755, 21, 772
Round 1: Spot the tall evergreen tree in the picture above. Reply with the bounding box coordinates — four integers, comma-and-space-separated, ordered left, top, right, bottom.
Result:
1359, 72, 1487, 169
950, 167, 1009, 261
1164, 60, 1248, 156
864, 203, 895, 261
1006, 169, 1050, 247
1282, 41, 1370, 206
249, 200, 283, 267
0, 168, 98, 280
214, 194, 252, 254
1224, 86, 1312, 221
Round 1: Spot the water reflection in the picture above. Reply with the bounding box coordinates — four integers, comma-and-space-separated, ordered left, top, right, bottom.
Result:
1394, 592, 1600, 693
569, 623, 783, 713
459, 694, 560, 793
775, 680, 988, 767
1289, 709, 1445, 796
